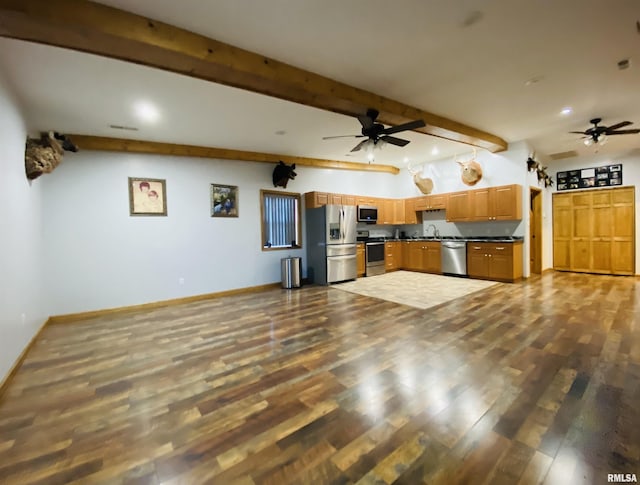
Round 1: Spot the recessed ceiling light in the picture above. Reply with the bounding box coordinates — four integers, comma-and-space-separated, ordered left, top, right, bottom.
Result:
560, 107, 573, 116
461, 10, 484, 27
525, 76, 544, 86
617, 58, 631, 70
431, 147, 439, 155
403, 157, 409, 163
133, 101, 160, 123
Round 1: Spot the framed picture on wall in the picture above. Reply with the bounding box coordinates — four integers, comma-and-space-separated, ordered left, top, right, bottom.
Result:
128, 177, 167, 216
211, 184, 238, 217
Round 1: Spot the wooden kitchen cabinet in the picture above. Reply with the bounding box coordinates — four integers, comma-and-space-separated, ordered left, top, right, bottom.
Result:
375, 198, 395, 225
415, 194, 446, 211
404, 241, 441, 273
342, 194, 356, 206
385, 242, 401, 271
404, 198, 423, 224
406, 242, 423, 271
394, 199, 405, 224
446, 191, 471, 222
469, 184, 522, 221
304, 191, 329, 208
356, 196, 376, 207
467, 241, 523, 282
328, 193, 343, 205
423, 242, 442, 273
356, 243, 365, 277
552, 186, 635, 275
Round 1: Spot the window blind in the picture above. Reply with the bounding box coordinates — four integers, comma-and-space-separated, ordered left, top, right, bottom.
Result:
263, 192, 298, 248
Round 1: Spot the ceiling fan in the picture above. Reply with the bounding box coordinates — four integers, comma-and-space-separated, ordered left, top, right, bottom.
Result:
570, 118, 640, 146
323, 108, 426, 152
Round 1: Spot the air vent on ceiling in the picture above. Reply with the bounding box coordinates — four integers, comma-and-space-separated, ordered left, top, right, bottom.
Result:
109, 124, 139, 131
549, 150, 579, 161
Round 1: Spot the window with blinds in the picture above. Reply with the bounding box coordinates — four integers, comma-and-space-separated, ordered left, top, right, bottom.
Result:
260, 190, 302, 250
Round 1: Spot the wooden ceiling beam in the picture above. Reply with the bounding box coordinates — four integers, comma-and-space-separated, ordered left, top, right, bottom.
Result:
0, 0, 508, 152
68, 135, 400, 174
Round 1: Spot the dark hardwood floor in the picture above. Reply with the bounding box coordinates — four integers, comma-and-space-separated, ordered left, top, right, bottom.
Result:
0, 271, 638, 484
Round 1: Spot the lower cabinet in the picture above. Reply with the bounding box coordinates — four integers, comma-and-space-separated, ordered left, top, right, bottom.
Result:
403, 241, 441, 273
385, 242, 401, 271
356, 243, 365, 277
467, 242, 523, 282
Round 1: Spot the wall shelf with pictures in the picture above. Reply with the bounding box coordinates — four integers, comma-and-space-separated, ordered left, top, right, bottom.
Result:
556, 164, 622, 191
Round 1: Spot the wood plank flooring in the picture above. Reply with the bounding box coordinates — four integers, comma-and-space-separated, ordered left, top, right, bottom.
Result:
0, 271, 638, 484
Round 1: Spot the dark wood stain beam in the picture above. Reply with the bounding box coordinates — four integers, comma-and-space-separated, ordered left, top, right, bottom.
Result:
0, 0, 508, 152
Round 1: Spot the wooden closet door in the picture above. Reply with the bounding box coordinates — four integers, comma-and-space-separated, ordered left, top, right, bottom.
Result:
611, 187, 635, 274
553, 193, 572, 270
571, 192, 592, 272
591, 191, 612, 273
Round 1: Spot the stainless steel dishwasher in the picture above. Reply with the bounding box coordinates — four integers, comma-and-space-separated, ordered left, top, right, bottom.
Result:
441, 240, 468, 276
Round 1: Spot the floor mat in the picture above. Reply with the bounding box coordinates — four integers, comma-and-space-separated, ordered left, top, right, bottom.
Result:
332, 270, 501, 309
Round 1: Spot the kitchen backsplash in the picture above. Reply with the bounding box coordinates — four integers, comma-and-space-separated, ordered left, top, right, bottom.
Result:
356, 212, 524, 239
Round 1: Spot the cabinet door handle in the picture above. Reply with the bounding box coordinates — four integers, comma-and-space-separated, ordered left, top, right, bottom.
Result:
495, 247, 505, 250
473, 246, 482, 250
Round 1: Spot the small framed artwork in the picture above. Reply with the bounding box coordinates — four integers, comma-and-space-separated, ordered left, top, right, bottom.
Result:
128, 177, 167, 216
211, 184, 238, 217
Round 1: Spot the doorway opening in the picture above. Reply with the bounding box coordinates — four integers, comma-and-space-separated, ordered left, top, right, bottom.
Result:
530, 187, 542, 274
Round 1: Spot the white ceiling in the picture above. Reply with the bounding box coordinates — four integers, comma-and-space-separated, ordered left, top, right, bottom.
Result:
1, 0, 639, 168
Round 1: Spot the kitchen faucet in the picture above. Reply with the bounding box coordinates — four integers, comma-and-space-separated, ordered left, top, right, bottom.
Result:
426, 224, 440, 238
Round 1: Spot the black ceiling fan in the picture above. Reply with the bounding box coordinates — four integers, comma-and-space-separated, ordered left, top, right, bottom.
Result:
570, 118, 640, 144
323, 108, 426, 152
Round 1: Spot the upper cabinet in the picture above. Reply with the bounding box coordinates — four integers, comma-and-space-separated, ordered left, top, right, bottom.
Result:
305, 184, 522, 224
415, 194, 446, 211
305, 191, 329, 209
449, 185, 522, 222
305, 191, 356, 208
404, 198, 423, 225
446, 191, 471, 222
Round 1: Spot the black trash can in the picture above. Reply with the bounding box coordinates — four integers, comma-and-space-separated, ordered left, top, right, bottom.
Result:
281, 257, 302, 289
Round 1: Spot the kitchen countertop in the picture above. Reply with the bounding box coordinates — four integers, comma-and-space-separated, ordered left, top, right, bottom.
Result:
376, 237, 524, 243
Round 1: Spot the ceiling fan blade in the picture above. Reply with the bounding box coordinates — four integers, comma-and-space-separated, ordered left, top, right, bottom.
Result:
381, 135, 410, 147
356, 114, 374, 130
604, 121, 633, 131
607, 129, 640, 135
569, 131, 588, 134
383, 119, 426, 135
322, 134, 364, 140
350, 139, 369, 152
357, 108, 379, 130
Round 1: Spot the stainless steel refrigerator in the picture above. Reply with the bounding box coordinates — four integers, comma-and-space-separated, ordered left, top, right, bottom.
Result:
306, 205, 357, 284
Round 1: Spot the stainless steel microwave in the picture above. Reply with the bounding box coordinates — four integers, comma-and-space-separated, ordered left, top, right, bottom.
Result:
357, 205, 378, 223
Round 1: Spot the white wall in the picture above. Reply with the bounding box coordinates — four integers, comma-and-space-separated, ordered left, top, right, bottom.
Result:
41, 151, 401, 315
545, 150, 640, 275
0, 72, 48, 380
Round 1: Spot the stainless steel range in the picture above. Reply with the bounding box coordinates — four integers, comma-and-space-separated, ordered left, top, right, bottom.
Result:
357, 230, 385, 276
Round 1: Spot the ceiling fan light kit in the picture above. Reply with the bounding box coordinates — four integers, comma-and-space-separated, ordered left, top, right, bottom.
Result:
571, 117, 639, 147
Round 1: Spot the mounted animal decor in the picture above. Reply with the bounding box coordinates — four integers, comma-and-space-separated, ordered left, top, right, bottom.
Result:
272, 160, 297, 188
25, 132, 78, 180
526, 153, 554, 188
407, 161, 434, 194
456, 149, 483, 186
